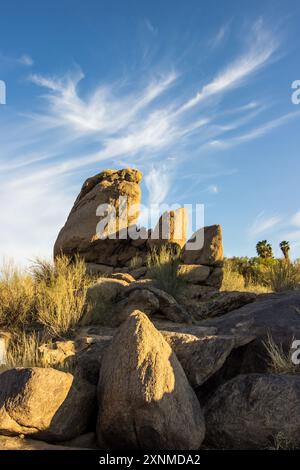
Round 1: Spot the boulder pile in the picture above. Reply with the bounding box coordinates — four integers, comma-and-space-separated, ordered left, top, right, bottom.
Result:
1, 167, 298, 450
54, 168, 224, 300
1, 291, 300, 450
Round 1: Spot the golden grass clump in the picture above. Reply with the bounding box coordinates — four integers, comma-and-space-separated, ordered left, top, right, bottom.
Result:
0, 260, 36, 329
263, 334, 300, 375
146, 244, 186, 299
266, 260, 300, 293
35, 255, 90, 338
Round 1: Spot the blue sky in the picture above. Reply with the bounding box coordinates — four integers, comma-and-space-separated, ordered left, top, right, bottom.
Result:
1, 0, 300, 264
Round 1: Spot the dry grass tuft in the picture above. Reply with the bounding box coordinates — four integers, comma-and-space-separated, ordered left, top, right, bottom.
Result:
263, 334, 300, 375
147, 244, 186, 299
36, 256, 90, 338
0, 260, 36, 329
267, 260, 300, 292
4, 331, 46, 369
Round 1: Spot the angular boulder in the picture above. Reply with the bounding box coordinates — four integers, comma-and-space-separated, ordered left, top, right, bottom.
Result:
182, 224, 223, 266
83, 277, 129, 325
0, 368, 96, 442
162, 332, 236, 387
205, 373, 300, 449
97, 310, 205, 449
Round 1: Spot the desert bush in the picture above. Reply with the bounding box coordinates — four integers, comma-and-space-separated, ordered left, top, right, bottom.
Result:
2, 330, 73, 372
267, 260, 300, 292
4, 331, 46, 369
0, 260, 37, 329
221, 258, 271, 294
221, 260, 245, 291
263, 334, 300, 375
36, 256, 90, 338
147, 244, 186, 299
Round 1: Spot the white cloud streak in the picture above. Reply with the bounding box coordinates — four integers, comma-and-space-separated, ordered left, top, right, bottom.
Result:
249, 212, 281, 237
1, 19, 297, 264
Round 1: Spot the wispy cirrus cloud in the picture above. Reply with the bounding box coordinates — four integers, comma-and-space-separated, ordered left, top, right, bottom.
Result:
208, 110, 300, 149
178, 19, 277, 113
210, 23, 230, 48
0, 19, 298, 263
249, 212, 281, 237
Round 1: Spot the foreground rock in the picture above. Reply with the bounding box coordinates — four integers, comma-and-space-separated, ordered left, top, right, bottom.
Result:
97, 310, 205, 449
205, 373, 300, 449
162, 332, 253, 387
0, 368, 96, 442
201, 291, 300, 337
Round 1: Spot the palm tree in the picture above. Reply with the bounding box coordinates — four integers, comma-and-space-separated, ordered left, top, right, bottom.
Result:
280, 240, 290, 261
256, 240, 273, 259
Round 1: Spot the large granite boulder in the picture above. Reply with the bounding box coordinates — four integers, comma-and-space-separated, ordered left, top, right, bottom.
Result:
97, 310, 205, 449
182, 225, 223, 267
54, 168, 144, 266
201, 291, 300, 337
205, 373, 300, 449
0, 368, 96, 442
162, 332, 254, 388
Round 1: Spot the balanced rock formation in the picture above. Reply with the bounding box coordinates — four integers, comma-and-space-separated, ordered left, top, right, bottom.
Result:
97, 310, 205, 449
54, 168, 145, 267
205, 373, 300, 449
54, 169, 224, 290
0, 368, 96, 442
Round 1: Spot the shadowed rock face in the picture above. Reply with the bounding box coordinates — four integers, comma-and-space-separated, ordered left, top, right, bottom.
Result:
97, 310, 205, 450
54, 168, 143, 266
182, 225, 223, 267
0, 368, 96, 442
205, 373, 300, 449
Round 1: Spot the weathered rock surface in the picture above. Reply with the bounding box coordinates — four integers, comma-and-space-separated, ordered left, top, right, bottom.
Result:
83, 277, 129, 325
201, 291, 300, 337
39, 334, 112, 385
97, 310, 205, 449
191, 291, 257, 320
114, 289, 160, 325
178, 264, 211, 284
182, 224, 223, 267
0, 368, 96, 441
127, 283, 191, 323
205, 373, 300, 449
54, 168, 143, 266
0, 435, 81, 450
162, 333, 238, 387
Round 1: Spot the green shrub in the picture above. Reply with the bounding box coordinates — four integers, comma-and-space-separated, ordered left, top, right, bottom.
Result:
267, 260, 300, 292
221, 258, 271, 294
221, 260, 245, 291
147, 244, 185, 299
